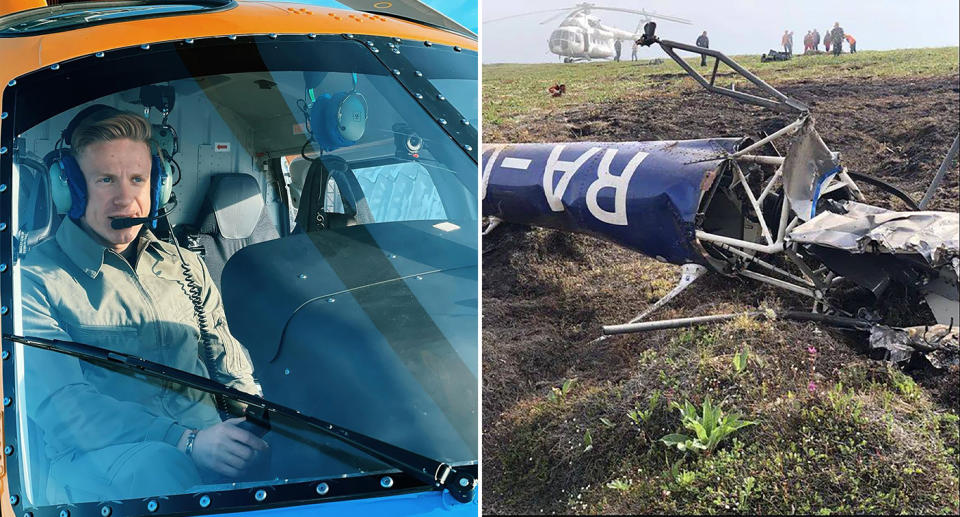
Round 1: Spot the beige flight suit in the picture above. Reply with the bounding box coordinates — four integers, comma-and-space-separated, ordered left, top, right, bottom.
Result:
19, 217, 262, 503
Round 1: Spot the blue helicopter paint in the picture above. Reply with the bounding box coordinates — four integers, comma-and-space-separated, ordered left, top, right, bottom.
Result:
214, 489, 477, 517
482, 139, 742, 265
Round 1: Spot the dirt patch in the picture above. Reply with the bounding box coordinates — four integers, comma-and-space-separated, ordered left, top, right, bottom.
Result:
482, 74, 959, 514
486, 75, 959, 211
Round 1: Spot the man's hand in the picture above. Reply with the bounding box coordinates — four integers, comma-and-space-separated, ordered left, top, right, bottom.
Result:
191, 417, 269, 477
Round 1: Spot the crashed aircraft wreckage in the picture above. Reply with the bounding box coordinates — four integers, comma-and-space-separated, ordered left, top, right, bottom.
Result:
482, 22, 959, 367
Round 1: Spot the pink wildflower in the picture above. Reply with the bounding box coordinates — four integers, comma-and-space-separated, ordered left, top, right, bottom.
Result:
807, 346, 817, 355
807, 381, 817, 394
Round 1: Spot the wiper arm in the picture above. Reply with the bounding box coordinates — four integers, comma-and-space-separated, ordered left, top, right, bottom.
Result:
4, 333, 477, 503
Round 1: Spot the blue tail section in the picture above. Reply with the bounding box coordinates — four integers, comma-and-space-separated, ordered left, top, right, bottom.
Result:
482, 139, 742, 265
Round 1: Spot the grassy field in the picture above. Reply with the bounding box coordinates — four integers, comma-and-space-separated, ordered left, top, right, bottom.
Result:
484, 47, 960, 130
481, 46, 960, 515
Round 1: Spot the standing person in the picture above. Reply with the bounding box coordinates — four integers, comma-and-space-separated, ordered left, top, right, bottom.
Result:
696, 30, 709, 66
813, 29, 821, 52
845, 33, 857, 53
782, 30, 790, 53
788, 30, 794, 54
614, 39, 622, 62
830, 22, 844, 56
824, 27, 832, 52
631, 40, 639, 61
803, 31, 813, 53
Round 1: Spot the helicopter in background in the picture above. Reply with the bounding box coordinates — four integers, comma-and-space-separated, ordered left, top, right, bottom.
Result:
485, 3, 690, 62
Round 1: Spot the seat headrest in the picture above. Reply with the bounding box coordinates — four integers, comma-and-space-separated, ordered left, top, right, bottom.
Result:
288, 158, 312, 206
200, 174, 265, 240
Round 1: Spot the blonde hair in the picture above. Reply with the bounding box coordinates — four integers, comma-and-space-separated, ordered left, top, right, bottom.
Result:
72, 112, 151, 156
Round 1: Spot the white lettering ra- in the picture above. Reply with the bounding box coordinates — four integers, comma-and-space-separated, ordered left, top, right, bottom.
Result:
585, 149, 647, 226
480, 146, 504, 200
542, 145, 601, 212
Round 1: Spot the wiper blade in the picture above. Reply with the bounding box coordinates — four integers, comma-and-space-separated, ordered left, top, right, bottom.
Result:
4, 333, 477, 503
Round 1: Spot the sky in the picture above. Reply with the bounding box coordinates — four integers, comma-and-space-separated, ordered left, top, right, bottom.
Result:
481, 0, 960, 63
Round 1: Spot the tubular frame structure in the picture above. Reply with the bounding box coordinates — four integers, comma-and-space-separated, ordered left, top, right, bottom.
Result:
635, 32, 865, 308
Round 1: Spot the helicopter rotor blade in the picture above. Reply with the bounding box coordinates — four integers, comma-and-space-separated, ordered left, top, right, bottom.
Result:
539, 8, 576, 25
483, 7, 572, 24
589, 6, 692, 25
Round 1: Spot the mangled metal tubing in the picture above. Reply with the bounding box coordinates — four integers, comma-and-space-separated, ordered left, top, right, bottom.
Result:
730, 118, 806, 158
603, 309, 872, 335
738, 155, 786, 166
482, 139, 748, 266
732, 161, 774, 245
713, 241, 815, 288
919, 134, 960, 209
652, 39, 809, 115
739, 269, 818, 298
757, 168, 782, 204
694, 231, 784, 254
605, 311, 766, 334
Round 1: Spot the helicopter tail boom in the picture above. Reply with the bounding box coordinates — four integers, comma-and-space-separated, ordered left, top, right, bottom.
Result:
482, 138, 747, 266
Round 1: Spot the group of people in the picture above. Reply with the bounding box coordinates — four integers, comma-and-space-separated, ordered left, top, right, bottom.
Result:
614, 23, 856, 65
783, 22, 856, 56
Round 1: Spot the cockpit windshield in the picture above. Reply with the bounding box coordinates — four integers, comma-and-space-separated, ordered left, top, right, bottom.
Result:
2, 34, 477, 512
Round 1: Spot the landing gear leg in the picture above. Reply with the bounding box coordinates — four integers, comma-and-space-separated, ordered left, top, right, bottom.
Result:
591, 264, 708, 344
628, 263, 708, 323
482, 216, 503, 236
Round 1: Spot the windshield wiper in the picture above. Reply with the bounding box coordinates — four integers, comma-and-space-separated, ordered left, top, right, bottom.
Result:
3, 333, 477, 503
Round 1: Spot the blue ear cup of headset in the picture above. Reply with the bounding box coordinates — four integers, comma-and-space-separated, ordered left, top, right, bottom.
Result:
46, 105, 173, 227
309, 89, 368, 152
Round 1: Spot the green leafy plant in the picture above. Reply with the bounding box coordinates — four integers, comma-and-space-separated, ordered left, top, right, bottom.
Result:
738, 476, 756, 509
675, 470, 697, 486
583, 428, 593, 452
547, 378, 576, 402
628, 389, 661, 426
606, 478, 631, 491
732, 346, 749, 375
667, 456, 685, 484
660, 397, 756, 453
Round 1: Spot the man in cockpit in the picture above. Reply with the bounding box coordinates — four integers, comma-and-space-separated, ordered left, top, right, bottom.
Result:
21, 108, 268, 502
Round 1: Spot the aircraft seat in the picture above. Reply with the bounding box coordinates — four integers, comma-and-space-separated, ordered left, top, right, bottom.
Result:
294, 156, 373, 232
189, 174, 280, 289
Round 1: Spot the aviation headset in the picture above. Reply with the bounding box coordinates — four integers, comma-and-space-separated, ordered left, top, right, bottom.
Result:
309, 73, 368, 152
45, 104, 173, 228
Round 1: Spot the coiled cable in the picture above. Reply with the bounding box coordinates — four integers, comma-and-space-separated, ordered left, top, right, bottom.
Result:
168, 221, 232, 420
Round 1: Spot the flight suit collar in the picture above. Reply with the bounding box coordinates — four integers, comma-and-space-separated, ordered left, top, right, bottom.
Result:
55, 218, 173, 278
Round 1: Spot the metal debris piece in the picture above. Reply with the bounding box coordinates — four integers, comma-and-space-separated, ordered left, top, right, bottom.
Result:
789, 200, 960, 267
781, 118, 840, 221
869, 324, 959, 368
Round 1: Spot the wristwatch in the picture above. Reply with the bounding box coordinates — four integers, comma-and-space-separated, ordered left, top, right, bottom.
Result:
185, 429, 199, 456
